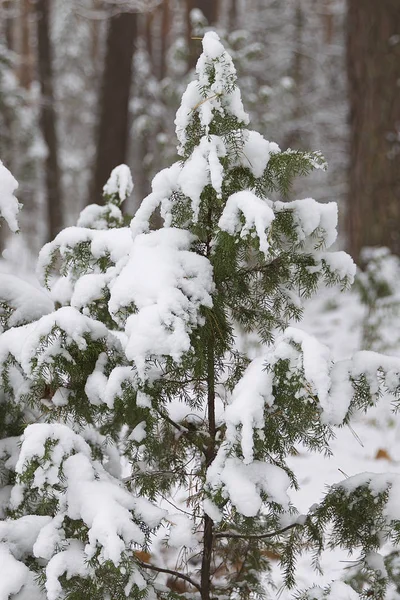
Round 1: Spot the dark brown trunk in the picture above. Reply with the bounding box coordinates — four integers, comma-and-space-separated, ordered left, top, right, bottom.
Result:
90, 0, 102, 73
201, 225, 217, 600
90, 10, 137, 205
197, 0, 218, 24
186, 0, 219, 70
323, 0, 334, 45
284, 0, 305, 149
18, 0, 33, 89
145, 11, 154, 67
36, 0, 63, 241
159, 0, 170, 80
229, 0, 238, 31
4, 0, 15, 51
347, 0, 400, 261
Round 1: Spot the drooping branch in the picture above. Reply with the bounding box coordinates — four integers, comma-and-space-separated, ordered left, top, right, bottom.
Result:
214, 522, 300, 540
137, 559, 202, 592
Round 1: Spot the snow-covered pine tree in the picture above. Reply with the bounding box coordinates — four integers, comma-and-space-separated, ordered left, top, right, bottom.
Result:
2, 31, 400, 600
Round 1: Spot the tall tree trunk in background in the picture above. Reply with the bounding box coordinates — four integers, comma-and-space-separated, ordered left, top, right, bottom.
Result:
145, 10, 154, 68
195, 0, 218, 25
90, 10, 137, 205
322, 0, 333, 45
159, 0, 170, 80
186, 0, 219, 70
3, 0, 15, 51
90, 0, 103, 75
18, 0, 33, 89
229, 0, 238, 32
284, 0, 305, 149
36, 0, 63, 241
347, 0, 400, 261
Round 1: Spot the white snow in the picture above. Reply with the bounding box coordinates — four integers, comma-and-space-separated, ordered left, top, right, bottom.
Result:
0, 274, 54, 331
130, 162, 182, 237
0, 544, 30, 600
241, 130, 280, 178
219, 190, 275, 257
275, 198, 338, 250
224, 356, 273, 463
208, 455, 290, 517
0, 160, 21, 233
102, 164, 133, 202
11, 423, 165, 583
129, 421, 147, 443
178, 136, 226, 220
109, 228, 214, 378
44, 541, 92, 600
175, 32, 249, 155
37, 226, 133, 287
77, 202, 123, 230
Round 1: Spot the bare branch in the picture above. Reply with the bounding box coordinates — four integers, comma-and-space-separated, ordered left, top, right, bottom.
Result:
137, 559, 201, 592
214, 522, 300, 540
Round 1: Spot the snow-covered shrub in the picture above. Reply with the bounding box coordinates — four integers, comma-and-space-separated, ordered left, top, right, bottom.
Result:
356, 247, 400, 353
1, 32, 400, 600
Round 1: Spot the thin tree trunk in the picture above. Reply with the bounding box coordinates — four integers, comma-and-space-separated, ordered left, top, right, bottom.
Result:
145, 10, 154, 67
347, 0, 400, 261
322, 0, 333, 45
36, 0, 63, 241
90, 0, 102, 74
159, 0, 170, 80
18, 0, 33, 89
284, 0, 305, 149
201, 213, 217, 600
229, 0, 238, 32
3, 0, 15, 51
90, 10, 137, 205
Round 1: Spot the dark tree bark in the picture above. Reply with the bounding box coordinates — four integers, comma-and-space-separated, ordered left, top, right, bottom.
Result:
36, 0, 63, 241
347, 0, 400, 261
229, 0, 238, 32
159, 0, 170, 81
90, 10, 137, 205
284, 0, 306, 150
145, 10, 154, 67
322, 0, 334, 45
90, 0, 103, 75
194, 0, 218, 24
186, 0, 219, 70
3, 0, 15, 51
19, 0, 33, 89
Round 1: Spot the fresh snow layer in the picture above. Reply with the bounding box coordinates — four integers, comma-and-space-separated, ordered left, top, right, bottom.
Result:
241, 130, 280, 177
0, 160, 20, 233
0, 274, 54, 330
103, 163, 133, 202
10, 422, 165, 595
219, 190, 275, 257
77, 202, 123, 230
109, 228, 214, 378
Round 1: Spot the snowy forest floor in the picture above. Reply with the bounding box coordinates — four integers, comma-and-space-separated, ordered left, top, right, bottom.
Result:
271, 286, 400, 598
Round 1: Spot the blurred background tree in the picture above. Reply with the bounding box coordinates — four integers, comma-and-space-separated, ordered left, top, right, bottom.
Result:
0, 0, 398, 264
347, 0, 400, 262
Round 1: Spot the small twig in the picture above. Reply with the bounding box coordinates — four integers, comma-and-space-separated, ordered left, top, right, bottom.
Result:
137, 559, 201, 592
347, 423, 364, 448
155, 408, 185, 433
214, 522, 299, 540
191, 94, 220, 112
